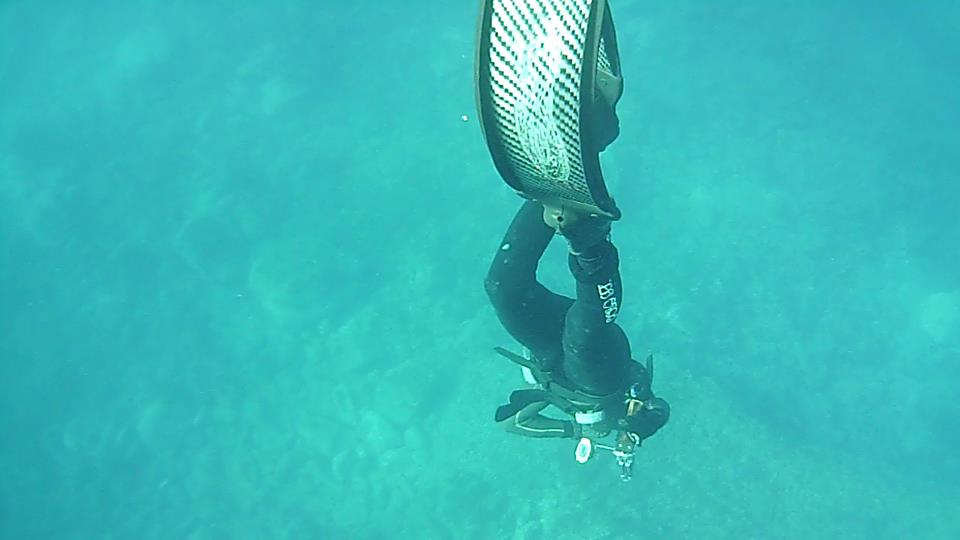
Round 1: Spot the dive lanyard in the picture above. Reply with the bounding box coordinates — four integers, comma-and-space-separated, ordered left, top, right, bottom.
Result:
613, 387, 645, 481
573, 382, 645, 482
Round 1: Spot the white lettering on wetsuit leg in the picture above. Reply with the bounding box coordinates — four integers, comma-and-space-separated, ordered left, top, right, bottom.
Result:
603, 297, 619, 323
597, 281, 620, 323
597, 282, 615, 300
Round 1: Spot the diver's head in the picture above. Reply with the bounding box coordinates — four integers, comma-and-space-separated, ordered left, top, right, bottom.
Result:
621, 396, 670, 440
616, 356, 668, 439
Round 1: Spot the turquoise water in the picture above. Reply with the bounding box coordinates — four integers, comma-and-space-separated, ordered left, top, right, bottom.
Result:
2, 1, 958, 538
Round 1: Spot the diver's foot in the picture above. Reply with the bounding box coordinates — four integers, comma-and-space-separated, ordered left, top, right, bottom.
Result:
542, 204, 611, 255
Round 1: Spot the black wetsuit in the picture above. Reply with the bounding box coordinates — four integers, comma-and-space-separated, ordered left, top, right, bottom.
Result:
485, 200, 633, 438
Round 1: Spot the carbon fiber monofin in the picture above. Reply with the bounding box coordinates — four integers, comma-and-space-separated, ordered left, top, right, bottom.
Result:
476, 0, 622, 219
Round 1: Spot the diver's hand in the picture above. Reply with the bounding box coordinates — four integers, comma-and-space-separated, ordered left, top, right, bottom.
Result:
542, 203, 611, 254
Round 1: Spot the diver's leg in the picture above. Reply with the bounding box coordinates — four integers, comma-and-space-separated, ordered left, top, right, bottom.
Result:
567, 240, 623, 327
485, 200, 574, 359
503, 402, 576, 439
561, 239, 631, 394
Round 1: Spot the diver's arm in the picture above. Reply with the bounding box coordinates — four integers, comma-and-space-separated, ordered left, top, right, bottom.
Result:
503, 402, 578, 439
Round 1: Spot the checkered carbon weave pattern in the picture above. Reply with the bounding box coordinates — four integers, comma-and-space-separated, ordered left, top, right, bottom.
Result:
598, 36, 612, 74
486, 0, 595, 205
